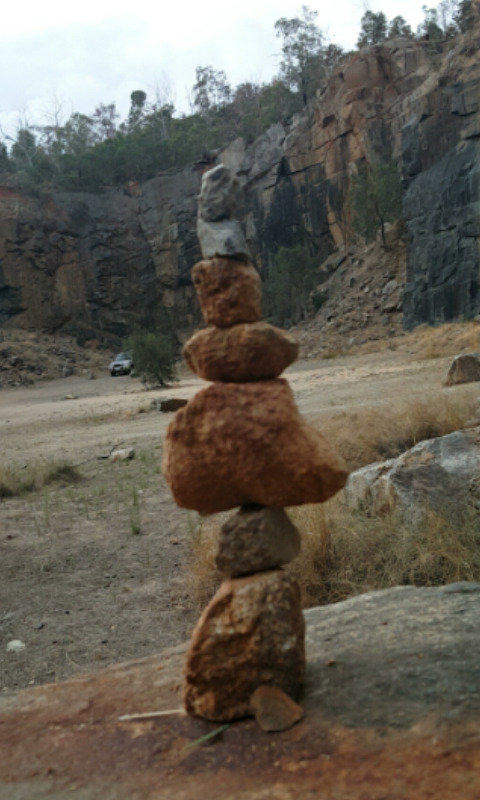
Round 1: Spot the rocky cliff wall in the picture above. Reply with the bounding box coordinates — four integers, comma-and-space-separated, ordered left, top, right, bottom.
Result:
402, 35, 480, 327
0, 172, 203, 343
0, 25, 478, 343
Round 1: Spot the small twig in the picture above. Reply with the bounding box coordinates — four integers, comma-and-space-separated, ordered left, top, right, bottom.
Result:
118, 709, 185, 721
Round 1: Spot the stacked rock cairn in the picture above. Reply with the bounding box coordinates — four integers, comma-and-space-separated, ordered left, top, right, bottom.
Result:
163, 165, 349, 725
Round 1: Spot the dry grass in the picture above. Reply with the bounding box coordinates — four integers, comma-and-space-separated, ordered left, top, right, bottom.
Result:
185, 513, 224, 608
186, 387, 480, 611
186, 500, 480, 612
357, 322, 480, 359
288, 499, 480, 608
315, 390, 478, 472
0, 460, 81, 498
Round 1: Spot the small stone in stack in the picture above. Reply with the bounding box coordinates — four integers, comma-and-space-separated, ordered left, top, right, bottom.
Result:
183, 321, 298, 382
215, 506, 301, 577
196, 164, 252, 263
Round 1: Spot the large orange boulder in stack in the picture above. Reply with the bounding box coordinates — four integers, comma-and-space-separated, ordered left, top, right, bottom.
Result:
162, 164, 348, 724
163, 379, 348, 514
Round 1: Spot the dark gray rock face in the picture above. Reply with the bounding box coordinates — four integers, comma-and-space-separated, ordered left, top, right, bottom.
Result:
402, 77, 480, 328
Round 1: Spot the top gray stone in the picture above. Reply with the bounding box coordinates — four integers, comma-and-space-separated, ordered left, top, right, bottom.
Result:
196, 165, 252, 262
198, 165, 242, 222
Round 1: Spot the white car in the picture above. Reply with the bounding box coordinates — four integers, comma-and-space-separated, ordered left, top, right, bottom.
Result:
109, 352, 134, 376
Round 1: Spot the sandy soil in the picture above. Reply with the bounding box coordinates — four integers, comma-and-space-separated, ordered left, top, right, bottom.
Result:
0, 347, 459, 694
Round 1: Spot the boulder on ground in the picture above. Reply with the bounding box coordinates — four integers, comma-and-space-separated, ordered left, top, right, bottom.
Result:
444, 352, 480, 385
343, 426, 480, 526
183, 322, 299, 382
191, 257, 261, 328
184, 570, 305, 721
163, 379, 349, 514
216, 507, 301, 577
151, 398, 188, 413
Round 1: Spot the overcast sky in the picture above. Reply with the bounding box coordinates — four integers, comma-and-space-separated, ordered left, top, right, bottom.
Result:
1, 0, 428, 140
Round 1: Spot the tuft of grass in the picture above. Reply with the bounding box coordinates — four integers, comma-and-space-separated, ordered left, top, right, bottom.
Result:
320, 348, 346, 360
185, 513, 223, 608
287, 498, 480, 607
128, 487, 142, 535
0, 460, 81, 499
315, 391, 478, 472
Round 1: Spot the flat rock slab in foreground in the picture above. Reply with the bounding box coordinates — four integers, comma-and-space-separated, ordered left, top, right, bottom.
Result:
1, 583, 480, 799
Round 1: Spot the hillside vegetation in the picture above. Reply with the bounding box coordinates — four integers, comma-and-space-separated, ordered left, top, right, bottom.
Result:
0, 2, 473, 194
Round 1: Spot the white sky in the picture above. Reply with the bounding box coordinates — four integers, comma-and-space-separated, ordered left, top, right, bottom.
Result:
0, 0, 427, 140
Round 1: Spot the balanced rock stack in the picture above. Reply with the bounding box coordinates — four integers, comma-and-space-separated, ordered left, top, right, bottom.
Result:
163, 165, 348, 722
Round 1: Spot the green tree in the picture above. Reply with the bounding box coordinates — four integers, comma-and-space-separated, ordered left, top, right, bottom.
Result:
454, 0, 474, 31
192, 66, 231, 120
387, 15, 413, 38
274, 5, 338, 105
125, 90, 147, 132
357, 11, 388, 47
91, 103, 119, 141
351, 159, 402, 245
418, 6, 444, 39
262, 244, 318, 327
125, 328, 176, 386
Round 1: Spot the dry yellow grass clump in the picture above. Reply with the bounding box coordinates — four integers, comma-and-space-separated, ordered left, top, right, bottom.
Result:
186, 387, 480, 610
0, 460, 81, 499
357, 321, 480, 359
316, 390, 478, 472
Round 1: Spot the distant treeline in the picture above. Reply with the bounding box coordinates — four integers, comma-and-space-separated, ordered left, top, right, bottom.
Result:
0, 1, 473, 194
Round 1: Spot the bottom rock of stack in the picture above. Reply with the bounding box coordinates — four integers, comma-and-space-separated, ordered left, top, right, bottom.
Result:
184, 570, 305, 721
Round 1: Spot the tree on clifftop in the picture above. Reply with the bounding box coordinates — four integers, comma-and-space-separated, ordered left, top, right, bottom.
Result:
357, 11, 388, 47
275, 5, 336, 105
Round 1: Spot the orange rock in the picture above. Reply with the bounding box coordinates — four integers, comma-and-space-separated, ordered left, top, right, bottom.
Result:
250, 685, 305, 732
184, 570, 305, 721
183, 321, 299, 382
191, 257, 262, 328
163, 379, 349, 514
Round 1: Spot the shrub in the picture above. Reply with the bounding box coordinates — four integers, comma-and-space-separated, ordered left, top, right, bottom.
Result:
262, 244, 318, 327
351, 158, 402, 244
125, 328, 176, 387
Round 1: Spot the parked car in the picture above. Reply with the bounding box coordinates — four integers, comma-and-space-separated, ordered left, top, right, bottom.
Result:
109, 352, 134, 376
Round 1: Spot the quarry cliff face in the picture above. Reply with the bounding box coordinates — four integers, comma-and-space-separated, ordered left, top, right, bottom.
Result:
0, 26, 478, 343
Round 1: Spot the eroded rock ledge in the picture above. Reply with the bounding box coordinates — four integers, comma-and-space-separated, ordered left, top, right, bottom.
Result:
1, 582, 479, 799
